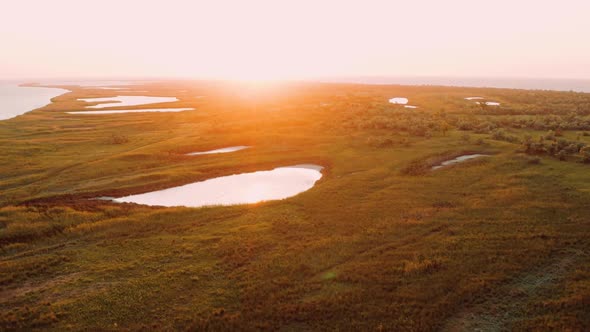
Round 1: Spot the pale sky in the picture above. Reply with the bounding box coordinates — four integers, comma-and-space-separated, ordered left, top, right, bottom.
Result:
1, 0, 589, 80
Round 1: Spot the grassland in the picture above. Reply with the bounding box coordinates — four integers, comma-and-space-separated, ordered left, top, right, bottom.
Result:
0, 81, 589, 331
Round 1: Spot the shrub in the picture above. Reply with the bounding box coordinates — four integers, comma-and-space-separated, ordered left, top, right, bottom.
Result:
439, 121, 452, 136
580, 147, 590, 163
401, 160, 431, 175
366, 136, 394, 148
457, 121, 473, 130
409, 125, 429, 137
564, 143, 583, 154
491, 129, 519, 143
529, 142, 546, 154
527, 157, 541, 164
544, 130, 556, 141
110, 134, 129, 145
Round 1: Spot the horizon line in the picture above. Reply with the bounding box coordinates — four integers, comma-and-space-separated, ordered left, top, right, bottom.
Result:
3, 74, 590, 82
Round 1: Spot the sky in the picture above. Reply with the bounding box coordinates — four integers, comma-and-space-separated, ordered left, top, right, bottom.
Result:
1, 0, 590, 80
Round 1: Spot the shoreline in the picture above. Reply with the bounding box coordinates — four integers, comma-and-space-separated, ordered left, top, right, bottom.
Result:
0, 83, 69, 121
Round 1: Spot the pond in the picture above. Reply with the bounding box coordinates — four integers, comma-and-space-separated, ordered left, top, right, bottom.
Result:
389, 97, 409, 105
113, 164, 323, 207
67, 108, 193, 115
432, 154, 487, 170
475, 101, 501, 106
78, 96, 178, 109
186, 146, 249, 156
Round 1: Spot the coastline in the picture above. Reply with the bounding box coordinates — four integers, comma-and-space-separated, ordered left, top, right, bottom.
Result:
0, 83, 69, 120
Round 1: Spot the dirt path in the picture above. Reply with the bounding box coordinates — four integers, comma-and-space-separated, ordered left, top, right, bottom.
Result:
442, 250, 582, 332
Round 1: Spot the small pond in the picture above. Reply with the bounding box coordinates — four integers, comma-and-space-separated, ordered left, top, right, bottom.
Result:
432, 154, 487, 170
389, 97, 409, 105
186, 146, 249, 156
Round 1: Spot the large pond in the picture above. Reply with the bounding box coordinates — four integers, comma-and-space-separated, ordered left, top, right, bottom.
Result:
0, 83, 68, 120
78, 96, 178, 109
114, 164, 323, 207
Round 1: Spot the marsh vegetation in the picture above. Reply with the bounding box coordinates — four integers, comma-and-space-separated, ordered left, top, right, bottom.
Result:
0, 81, 589, 330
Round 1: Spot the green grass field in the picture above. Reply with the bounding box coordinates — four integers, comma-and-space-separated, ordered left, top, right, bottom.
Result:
1, 81, 589, 330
